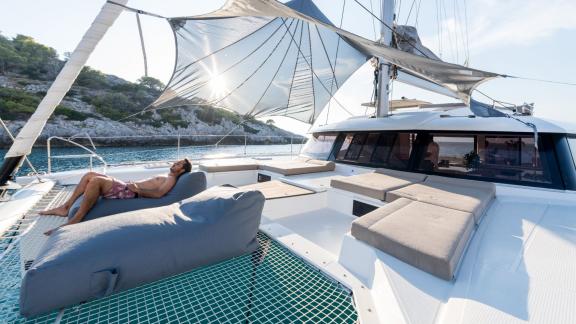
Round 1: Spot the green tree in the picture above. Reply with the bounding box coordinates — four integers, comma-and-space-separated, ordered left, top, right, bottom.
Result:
75, 66, 109, 89
11, 34, 61, 79
0, 33, 24, 74
137, 76, 165, 92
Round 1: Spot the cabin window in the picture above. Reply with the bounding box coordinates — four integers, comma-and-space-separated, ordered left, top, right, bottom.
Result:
568, 136, 576, 168
300, 133, 337, 160
335, 132, 415, 169
417, 133, 553, 185
418, 135, 475, 174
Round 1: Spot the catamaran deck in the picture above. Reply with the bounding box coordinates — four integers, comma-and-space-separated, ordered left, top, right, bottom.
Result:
2, 159, 576, 323
0, 185, 360, 323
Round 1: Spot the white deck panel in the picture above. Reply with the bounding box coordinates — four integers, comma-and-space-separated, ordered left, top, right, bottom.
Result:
440, 197, 576, 324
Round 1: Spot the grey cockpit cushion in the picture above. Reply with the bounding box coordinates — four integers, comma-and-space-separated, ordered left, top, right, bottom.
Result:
67, 171, 207, 222
20, 186, 265, 317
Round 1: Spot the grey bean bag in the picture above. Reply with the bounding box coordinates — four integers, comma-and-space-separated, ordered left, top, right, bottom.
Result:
67, 171, 207, 222
20, 186, 265, 317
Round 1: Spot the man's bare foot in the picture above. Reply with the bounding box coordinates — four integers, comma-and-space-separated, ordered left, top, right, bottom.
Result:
39, 206, 69, 217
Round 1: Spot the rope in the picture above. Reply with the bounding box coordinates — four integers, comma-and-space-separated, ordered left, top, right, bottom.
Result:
106, 1, 166, 19
351, 0, 432, 59
404, 0, 418, 25
504, 75, 576, 86
135, 13, 149, 77
325, 0, 347, 125
0, 118, 42, 181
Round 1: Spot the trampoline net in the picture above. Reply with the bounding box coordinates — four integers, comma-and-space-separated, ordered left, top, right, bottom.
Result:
1, 232, 358, 323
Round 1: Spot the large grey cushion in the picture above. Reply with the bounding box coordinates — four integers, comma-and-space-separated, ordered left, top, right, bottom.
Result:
20, 186, 265, 317
199, 160, 259, 172
67, 171, 207, 222
386, 175, 495, 224
352, 198, 475, 280
330, 169, 426, 201
259, 158, 335, 176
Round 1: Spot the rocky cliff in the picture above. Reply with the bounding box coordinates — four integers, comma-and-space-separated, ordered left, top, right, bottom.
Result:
0, 34, 301, 148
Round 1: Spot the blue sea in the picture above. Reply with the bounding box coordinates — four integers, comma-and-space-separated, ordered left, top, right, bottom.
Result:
0, 143, 304, 176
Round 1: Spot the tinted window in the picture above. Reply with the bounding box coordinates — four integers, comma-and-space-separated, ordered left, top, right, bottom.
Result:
418, 133, 553, 185
569, 136, 576, 168
336, 132, 415, 169
300, 133, 337, 160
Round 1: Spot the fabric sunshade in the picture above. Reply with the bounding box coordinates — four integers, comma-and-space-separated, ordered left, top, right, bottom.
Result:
151, 0, 501, 124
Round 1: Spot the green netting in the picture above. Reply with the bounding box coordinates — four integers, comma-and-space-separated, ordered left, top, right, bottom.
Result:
1, 232, 357, 323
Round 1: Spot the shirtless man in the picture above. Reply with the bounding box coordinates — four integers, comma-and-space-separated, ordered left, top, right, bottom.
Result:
41, 158, 192, 235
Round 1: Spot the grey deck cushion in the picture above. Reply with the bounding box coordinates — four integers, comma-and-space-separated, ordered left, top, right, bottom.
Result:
351, 198, 474, 280
67, 171, 206, 222
386, 175, 495, 224
20, 186, 265, 317
330, 169, 426, 201
259, 158, 335, 176
199, 160, 259, 172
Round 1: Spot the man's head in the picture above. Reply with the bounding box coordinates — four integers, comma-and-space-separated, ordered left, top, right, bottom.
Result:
170, 158, 192, 176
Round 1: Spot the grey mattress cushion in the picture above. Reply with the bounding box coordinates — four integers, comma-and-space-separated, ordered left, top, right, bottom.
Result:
20, 186, 265, 317
352, 198, 474, 281
67, 171, 207, 222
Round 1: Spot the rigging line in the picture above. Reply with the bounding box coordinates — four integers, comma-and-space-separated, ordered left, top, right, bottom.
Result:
463, 0, 470, 65
505, 75, 576, 87
414, 0, 423, 28
307, 23, 316, 123
168, 19, 293, 100
351, 0, 432, 59
473, 89, 516, 108
248, 18, 297, 117
435, 0, 442, 58
369, 0, 378, 40
0, 118, 42, 180
397, 0, 403, 22
208, 18, 297, 107
326, 0, 347, 125
452, 0, 460, 63
280, 19, 354, 117
286, 20, 305, 116
132, 19, 292, 119
313, 25, 338, 89
106, 1, 166, 19
404, 0, 418, 25
135, 13, 148, 77
440, 0, 456, 62
170, 19, 277, 86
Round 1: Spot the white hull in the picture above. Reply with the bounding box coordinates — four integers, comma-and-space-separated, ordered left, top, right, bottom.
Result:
3, 156, 575, 323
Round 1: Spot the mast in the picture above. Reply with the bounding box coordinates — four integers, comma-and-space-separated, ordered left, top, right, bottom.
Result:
0, 0, 128, 187
376, 0, 395, 117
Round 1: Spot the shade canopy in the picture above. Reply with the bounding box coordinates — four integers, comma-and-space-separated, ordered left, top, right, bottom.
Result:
151, 0, 501, 124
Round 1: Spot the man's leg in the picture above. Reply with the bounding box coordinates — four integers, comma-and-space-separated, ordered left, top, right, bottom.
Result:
44, 176, 113, 235
67, 176, 113, 225
40, 172, 105, 216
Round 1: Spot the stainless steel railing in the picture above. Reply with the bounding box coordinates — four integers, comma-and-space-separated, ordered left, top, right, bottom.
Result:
47, 135, 108, 174
46, 134, 305, 174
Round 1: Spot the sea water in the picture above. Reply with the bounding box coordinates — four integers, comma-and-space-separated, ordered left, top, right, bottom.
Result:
0, 143, 303, 175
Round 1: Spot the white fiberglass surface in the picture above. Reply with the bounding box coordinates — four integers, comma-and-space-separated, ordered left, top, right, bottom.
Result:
265, 207, 355, 255
439, 196, 576, 324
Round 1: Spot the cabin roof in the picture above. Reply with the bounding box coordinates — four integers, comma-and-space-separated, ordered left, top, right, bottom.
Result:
311, 107, 576, 134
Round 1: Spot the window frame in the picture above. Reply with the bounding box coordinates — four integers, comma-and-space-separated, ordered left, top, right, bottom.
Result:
326, 130, 566, 189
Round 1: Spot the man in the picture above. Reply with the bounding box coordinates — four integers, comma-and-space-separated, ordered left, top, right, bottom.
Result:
41, 158, 192, 235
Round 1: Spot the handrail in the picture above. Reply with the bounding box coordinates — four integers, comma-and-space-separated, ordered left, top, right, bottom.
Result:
45, 134, 306, 174
47, 136, 108, 174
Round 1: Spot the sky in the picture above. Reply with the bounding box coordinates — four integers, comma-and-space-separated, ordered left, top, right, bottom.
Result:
1, 0, 575, 135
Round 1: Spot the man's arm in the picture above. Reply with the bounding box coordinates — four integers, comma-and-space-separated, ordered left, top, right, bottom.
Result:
129, 176, 177, 198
